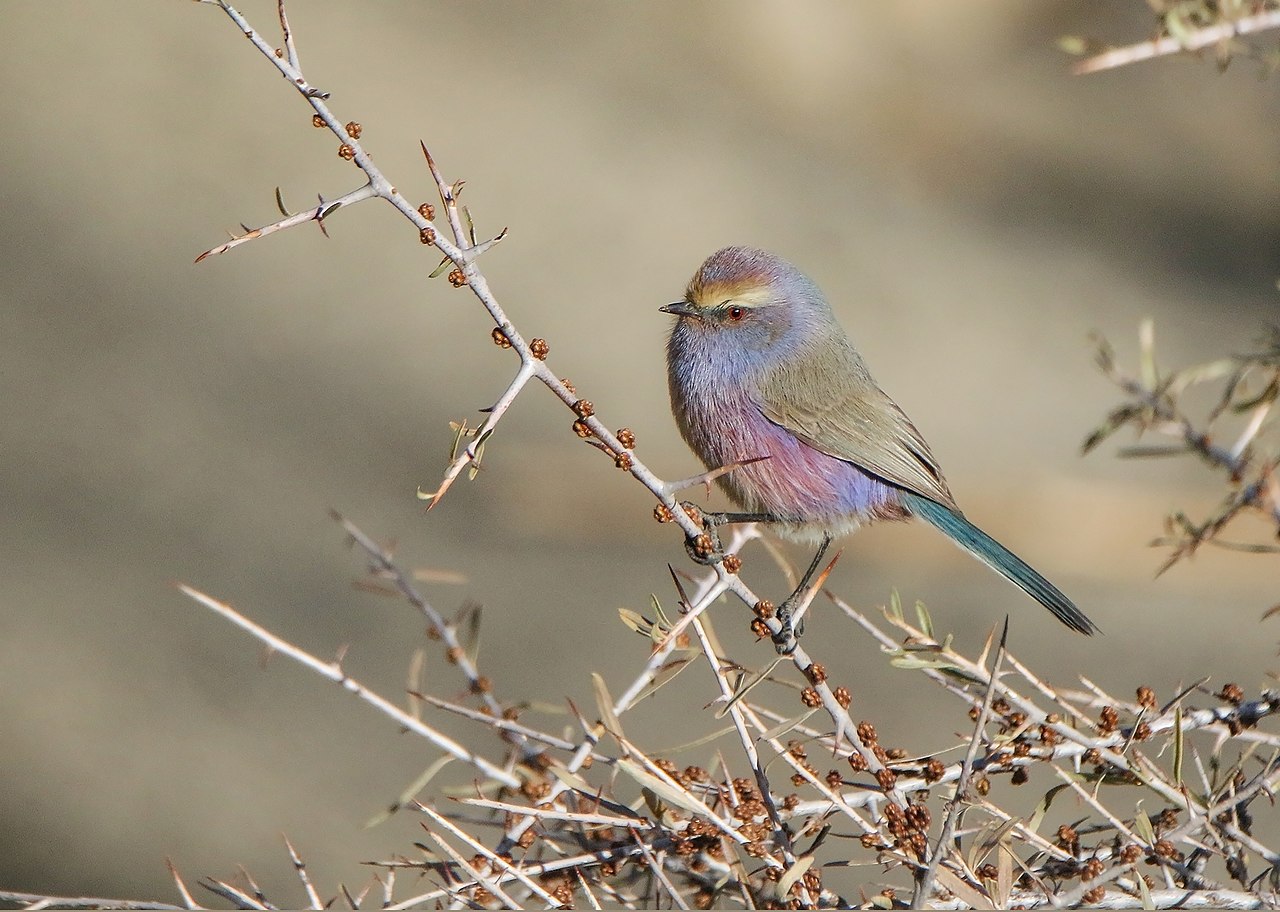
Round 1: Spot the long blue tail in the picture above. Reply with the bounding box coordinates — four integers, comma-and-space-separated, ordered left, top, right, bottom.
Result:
901, 492, 1097, 635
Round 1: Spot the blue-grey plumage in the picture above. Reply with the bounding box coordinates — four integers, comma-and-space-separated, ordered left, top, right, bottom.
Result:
662, 245, 1096, 635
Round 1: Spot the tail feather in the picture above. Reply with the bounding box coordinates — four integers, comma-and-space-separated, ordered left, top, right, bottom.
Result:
902, 492, 1097, 635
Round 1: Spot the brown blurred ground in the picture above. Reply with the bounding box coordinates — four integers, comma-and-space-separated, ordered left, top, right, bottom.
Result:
1, 0, 1277, 904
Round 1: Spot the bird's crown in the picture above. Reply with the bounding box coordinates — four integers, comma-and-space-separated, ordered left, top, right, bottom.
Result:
685, 245, 791, 311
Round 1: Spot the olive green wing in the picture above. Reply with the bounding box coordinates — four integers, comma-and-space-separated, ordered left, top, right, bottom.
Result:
755, 345, 958, 509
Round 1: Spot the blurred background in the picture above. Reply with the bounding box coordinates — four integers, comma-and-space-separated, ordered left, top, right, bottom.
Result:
2, 0, 1277, 904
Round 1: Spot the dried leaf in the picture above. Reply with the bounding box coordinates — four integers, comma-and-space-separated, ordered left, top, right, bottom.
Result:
935, 865, 995, 910
775, 856, 814, 901
615, 758, 708, 818
591, 673, 624, 744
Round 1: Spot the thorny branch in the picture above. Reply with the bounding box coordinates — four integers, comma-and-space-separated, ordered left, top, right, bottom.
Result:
1084, 321, 1280, 573
1066, 1, 1280, 76
4, 2, 1276, 910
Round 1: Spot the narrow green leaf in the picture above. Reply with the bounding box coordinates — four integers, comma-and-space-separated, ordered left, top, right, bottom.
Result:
1134, 806, 1156, 845
761, 709, 818, 742
364, 756, 455, 828
915, 600, 935, 640
1173, 705, 1184, 787
1026, 783, 1071, 835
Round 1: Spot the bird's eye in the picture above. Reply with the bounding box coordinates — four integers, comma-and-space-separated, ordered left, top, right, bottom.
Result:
726, 306, 745, 322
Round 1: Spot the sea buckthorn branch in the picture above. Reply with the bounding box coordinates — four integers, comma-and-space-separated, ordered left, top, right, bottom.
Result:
1084, 323, 1280, 573
21, 2, 1246, 909
1066, 2, 1280, 75
194, 0, 915, 853
176, 583, 522, 789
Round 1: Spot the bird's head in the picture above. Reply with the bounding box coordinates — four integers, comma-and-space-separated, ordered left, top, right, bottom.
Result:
661, 246, 834, 356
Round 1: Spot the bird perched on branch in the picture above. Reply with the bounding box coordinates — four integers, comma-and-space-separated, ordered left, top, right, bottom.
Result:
661, 246, 1096, 651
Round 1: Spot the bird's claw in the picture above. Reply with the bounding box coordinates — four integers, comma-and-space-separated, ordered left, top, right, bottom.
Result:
678, 501, 730, 529
679, 501, 725, 565
771, 599, 806, 655
683, 525, 724, 565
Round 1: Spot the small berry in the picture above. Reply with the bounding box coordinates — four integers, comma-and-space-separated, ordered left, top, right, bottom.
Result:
975, 775, 990, 795
753, 600, 775, 619
800, 688, 821, 708
470, 676, 492, 694
312, 114, 325, 128
875, 768, 897, 790
923, 758, 945, 782
721, 553, 741, 574
825, 769, 843, 788
1011, 767, 1029, 785
338, 143, 355, 160
1136, 686, 1157, 711
1133, 721, 1152, 741
344, 121, 362, 139
856, 721, 877, 745
616, 427, 636, 449
691, 533, 715, 559
615, 452, 632, 471
653, 503, 674, 523
573, 399, 595, 418
1082, 886, 1106, 904
1099, 706, 1119, 733
560, 378, 576, 395
573, 419, 593, 439
418, 202, 436, 220
446, 645, 464, 664
491, 327, 512, 348
447, 268, 467, 287
905, 802, 930, 830
529, 338, 550, 360
805, 663, 827, 684
847, 752, 868, 772
1218, 683, 1245, 705
419, 226, 436, 245
833, 686, 852, 708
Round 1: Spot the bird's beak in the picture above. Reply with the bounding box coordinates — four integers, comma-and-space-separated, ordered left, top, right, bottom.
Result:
660, 300, 698, 318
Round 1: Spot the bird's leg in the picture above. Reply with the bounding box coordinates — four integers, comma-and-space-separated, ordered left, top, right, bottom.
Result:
677, 501, 779, 565
772, 534, 832, 655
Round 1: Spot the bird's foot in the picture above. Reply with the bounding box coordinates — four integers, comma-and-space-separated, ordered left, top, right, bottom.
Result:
771, 598, 806, 655
679, 501, 725, 565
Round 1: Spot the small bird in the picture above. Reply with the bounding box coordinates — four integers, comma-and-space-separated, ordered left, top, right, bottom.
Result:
661, 246, 1096, 646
